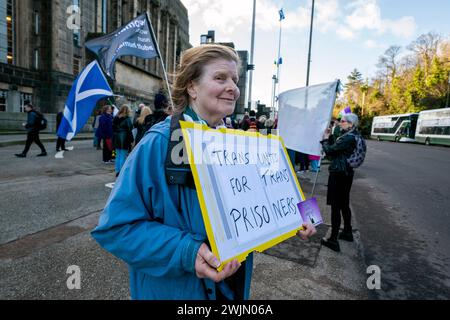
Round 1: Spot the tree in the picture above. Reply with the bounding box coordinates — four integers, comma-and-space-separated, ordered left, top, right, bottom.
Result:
377, 45, 402, 82
407, 32, 441, 77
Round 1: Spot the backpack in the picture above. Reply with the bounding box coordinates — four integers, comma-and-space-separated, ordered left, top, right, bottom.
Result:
36, 114, 47, 131
165, 113, 195, 190
346, 131, 366, 168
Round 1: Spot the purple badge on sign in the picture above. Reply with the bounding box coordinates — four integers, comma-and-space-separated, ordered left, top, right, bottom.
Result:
297, 197, 323, 226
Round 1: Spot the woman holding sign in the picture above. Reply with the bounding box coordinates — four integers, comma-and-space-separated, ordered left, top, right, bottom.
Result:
92, 44, 316, 300
320, 113, 359, 252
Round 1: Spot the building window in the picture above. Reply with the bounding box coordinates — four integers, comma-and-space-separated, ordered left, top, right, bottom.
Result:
34, 49, 39, 69
20, 93, 32, 112
34, 11, 39, 35
73, 56, 81, 75
6, 0, 13, 64
0, 90, 7, 112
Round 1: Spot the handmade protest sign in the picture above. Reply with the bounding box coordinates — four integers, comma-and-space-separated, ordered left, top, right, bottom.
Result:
180, 121, 306, 268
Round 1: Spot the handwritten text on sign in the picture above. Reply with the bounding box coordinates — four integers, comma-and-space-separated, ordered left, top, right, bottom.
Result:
181, 123, 305, 263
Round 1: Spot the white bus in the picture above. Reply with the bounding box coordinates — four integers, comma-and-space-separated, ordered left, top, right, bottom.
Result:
371, 113, 418, 142
415, 108, 450, 146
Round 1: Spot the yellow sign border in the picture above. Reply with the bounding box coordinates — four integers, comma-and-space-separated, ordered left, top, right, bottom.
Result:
180, 121, 306, 270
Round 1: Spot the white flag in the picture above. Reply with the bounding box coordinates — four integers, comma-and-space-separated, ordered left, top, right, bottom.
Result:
278, 81, 339, 156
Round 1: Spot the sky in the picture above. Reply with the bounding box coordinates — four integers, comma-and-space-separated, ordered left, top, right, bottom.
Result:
179, 0, 450, 108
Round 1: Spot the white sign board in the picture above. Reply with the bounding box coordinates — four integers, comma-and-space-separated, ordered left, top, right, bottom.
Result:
180, 121, 306, 267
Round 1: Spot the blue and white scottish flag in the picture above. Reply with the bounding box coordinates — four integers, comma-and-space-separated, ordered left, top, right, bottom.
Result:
57, 60, 113, 141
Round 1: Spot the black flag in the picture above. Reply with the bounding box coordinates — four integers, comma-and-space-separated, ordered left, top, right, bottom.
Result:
85, 13, 159, 79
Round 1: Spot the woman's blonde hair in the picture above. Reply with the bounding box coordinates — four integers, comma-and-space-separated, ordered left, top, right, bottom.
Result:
171, 44, 241, 113
137, 106, 152, 124
118, 104, 131, 117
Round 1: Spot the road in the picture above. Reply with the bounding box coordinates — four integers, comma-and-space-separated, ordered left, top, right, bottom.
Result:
352, 140, 450, 299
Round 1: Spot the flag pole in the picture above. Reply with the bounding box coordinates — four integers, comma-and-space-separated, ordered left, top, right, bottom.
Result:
306, 0, 315, 87
248, 0, 256, 111
145, 13, 173, 109
275, 9, 284, 113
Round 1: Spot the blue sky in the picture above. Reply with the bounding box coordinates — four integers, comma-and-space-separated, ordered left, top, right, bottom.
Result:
180, 0, 450, 108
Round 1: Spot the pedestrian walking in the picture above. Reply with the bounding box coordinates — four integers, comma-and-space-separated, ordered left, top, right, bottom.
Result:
96, 105, 114, 163
15, 103, 47, 157
320, 113, 359, 252
91, 44, 316, 300
56, 110, 68, 152
112, 105, 134, 177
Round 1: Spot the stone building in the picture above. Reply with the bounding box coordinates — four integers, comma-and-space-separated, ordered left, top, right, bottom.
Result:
0, 0, 190, 114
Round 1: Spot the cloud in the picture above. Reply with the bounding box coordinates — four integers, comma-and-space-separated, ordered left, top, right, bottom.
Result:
342, 0, 416, 39
316, 0, 342, 32
181, 0, 312, 34
383, 16, 416, 38
181, 0, 417, 45
336, 26, 356, 40
364, 39, 378, 48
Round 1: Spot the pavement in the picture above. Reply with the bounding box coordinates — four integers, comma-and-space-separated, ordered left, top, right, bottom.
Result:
250, 168, 371, 299
0, 136, 372, 300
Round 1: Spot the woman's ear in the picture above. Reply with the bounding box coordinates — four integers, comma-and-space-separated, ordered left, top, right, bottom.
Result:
187, 81, 197, 100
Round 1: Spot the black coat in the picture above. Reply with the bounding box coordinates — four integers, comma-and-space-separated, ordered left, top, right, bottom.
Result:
321, 129, 356, 174
113, 116, 134, 150
321, 129, 357, 207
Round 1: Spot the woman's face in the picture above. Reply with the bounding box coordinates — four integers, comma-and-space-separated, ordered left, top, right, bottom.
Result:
339, 118, 352, 131
188, 58, 240, 125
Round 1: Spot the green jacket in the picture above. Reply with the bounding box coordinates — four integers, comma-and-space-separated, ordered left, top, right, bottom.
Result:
321, 130, 356, 174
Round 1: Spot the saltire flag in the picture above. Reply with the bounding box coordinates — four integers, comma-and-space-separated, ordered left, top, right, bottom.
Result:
278, 81, 340, 156
57, 60, 114, 141
85, 13, 159, 79
279, 8, 285, 21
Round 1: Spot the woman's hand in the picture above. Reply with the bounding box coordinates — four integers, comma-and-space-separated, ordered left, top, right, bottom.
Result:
195, 243, 241, 283
297, 222, 317, 240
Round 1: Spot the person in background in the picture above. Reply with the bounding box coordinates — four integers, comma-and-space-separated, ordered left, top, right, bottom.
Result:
257, 115, 267, 131
133, 103, 146, 125
56, 110, 68, 152
320, 113, 359, 252
15, 103, 47, 157
92, 109, 102, 149
96, 105, 114, 164
225, 117, 233, 129
264, 118, 275, 135
332, 116, 341, 140
91, 44, 316, 300
134, 106, 153, 146
141, 92, 169, 132
113, 105, 134, 177
308, 154, 321, 172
